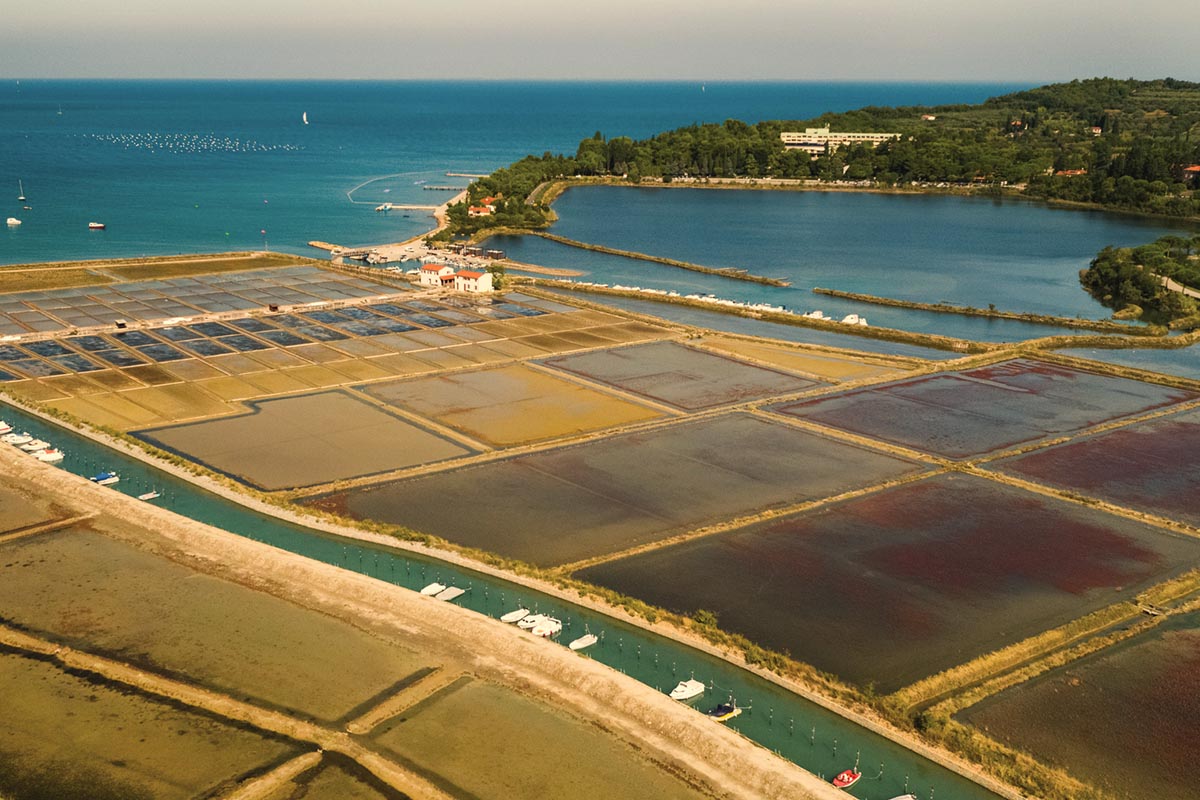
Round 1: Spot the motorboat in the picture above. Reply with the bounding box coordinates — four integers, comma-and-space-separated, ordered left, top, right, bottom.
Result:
5, 218, 20, 227
19, 439, 50, 452
89, 471, 119, 486
530, 617, 562, 638
88, 222, 106, 230
2, 432, 33, 445
886, 795, 918, 800
0, 421, 11, 434
832, 769, 862, 789
669, 678, 706, 702
30, 448, 64, 463
419, 582, 447, 596
516, 613, 547, 630
705, 699, 742, 723
840, 313, 869, 327
138, 490, 161, 501
434, 586, 466, 602
568, 633, 598, 651
500, 607, 530, 624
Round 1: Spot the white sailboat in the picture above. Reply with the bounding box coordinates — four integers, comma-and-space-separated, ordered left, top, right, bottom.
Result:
17, 180, 25, 202
302, 111, 309, 125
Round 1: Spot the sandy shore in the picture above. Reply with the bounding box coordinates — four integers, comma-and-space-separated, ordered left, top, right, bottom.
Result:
0, 443, 844, 800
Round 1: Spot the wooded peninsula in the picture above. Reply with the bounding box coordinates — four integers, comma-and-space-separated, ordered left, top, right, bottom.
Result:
434, 77, 1200, 240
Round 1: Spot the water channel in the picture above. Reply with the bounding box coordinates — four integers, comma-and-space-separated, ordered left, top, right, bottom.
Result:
5, 400, 1003, 800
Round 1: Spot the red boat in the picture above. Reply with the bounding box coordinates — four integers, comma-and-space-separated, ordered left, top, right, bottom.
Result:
832, 769, 862, 789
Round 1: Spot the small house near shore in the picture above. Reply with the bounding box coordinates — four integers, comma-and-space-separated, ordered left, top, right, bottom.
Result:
418, 263, 456, 288
454, 270, 493, 293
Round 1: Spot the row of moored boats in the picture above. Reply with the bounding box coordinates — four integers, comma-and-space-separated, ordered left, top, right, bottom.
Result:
0, 421, 65, 463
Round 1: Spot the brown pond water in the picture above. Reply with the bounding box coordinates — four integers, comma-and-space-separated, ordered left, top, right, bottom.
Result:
578, 473, 1200, 690
961, 610, 1200, 800
321, 413, 923, 566
542, 340, 822, 410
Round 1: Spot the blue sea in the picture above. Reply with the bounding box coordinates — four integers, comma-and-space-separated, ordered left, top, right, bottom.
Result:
5, 79, 1198, 373
3, 79, 1027, 263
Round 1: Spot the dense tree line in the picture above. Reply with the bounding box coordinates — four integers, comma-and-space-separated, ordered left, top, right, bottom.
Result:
1081, 234, 1200, 324
439, 78, 1200, 239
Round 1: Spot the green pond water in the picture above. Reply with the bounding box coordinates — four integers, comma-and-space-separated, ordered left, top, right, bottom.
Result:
2, 400, 1004, 800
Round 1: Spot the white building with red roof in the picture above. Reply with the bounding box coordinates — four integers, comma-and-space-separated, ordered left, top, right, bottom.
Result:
454, 269, 493, 293
418, 263, 456, 288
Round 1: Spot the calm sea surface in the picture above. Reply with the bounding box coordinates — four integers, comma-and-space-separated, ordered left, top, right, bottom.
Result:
4, 80, 1197, 371
2, 79, 1024, 264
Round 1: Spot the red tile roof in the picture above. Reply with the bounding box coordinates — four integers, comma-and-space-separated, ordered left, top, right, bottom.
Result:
457, 270, 485, 279
420, 264, 451, 272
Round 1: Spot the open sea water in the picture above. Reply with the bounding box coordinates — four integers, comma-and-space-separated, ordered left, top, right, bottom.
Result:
2, 79, 1025, 264
4, 79, 1197, 374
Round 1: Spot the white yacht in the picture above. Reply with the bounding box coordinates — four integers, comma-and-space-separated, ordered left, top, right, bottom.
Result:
0, 421, 12, 434
434, 586, 466, 602
500, 608, 530, 624
31, 449, 63, 463
2, 432, 33, 445
530, 617, 562, 638
669, 678, 706, 702
19, 439, 50, 452
516, 613, 547, 630
6, 218, 20, 227
568, 633, 598, 651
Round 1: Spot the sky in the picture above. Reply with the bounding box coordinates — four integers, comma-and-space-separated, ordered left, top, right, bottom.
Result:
2, 0, 1197, 81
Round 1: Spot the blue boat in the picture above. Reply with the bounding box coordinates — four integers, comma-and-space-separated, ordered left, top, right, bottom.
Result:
88, 470, 120, 486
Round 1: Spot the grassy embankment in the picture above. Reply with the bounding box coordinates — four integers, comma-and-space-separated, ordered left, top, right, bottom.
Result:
813, 288, 1167, 336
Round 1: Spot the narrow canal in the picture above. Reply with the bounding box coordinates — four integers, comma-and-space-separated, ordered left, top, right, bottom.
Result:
6, 402, 1004, 800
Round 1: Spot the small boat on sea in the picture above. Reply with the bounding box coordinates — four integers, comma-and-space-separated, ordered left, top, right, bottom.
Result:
706, 699, 742, 723
88, 222, 106, 230
17, 180, 25, 202
89, 471, 120, 486
568, 632, 598, 651
516, 613, 547, 630
530, 617, 562, 638
420, 582, 447, 596
669, 678, 706, 702
500, 607, 530, 624
6, 218, 20, 227
302, 111, 309, 125
886, 795, 918, 800
0, 421, 11, 434
19, 439, 50, 452
434, 586, 467, 602
30, 448, 64, 463
831, 769, 862, 789
138, 490, 161, 501
2, 432, 33, 445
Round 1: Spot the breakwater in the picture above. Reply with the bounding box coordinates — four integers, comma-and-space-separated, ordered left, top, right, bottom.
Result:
531, 232, 791, 287
526, 278, 995, 355
813, 288, 1166, 337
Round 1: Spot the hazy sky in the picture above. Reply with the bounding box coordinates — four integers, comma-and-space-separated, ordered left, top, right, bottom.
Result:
2, 0, 1197, 81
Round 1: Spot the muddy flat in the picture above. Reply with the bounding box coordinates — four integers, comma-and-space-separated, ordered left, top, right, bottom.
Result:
363, 363, 664, 446
579, 473, 1200, 690
138, 390, 474, 489
777, 359, 1196, 458
542, 340, 822, 410
371, 677, 707, 800
0, 648, 296, 800
0, 526, 430, 722
325, 413, 923, 566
